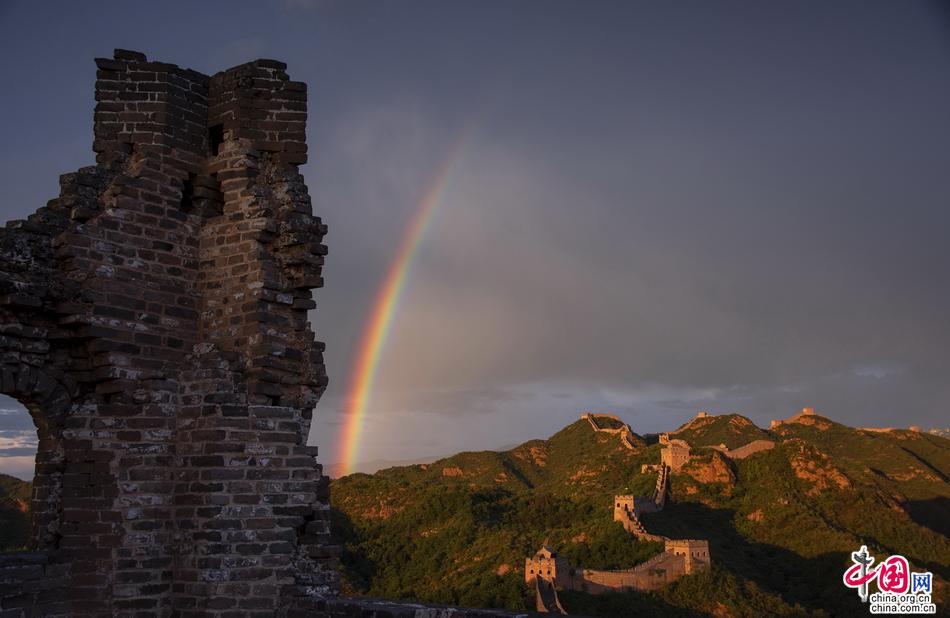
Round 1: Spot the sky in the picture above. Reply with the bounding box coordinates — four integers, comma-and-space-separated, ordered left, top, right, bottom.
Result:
0, 1, 949, 479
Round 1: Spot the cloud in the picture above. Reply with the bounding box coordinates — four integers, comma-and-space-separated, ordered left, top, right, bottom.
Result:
384, 386, 534, 418
283, 0, 334, 10
0, 430, 38, 458
0, 405, 37, 480
852, 363, 906, 379
0, 405, 36, 432
305, 87, 950, 467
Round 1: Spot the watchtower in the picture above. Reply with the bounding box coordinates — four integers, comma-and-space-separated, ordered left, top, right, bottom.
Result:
525, 546, 570, 587
613, 494, 636, 521
665, 539, 711, 574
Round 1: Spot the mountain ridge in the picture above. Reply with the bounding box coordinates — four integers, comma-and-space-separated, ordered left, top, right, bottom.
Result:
331, 409, 950, 616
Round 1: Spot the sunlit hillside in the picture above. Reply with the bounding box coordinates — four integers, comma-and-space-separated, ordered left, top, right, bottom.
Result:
332, 412, 950, 616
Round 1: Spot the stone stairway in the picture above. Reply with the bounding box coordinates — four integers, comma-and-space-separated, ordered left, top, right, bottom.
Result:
652, 463, 669, 509
535, 577, 567, 614
616, 505, 667, 543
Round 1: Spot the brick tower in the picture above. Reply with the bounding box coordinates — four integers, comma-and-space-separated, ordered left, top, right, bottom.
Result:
0, 49, 335, 616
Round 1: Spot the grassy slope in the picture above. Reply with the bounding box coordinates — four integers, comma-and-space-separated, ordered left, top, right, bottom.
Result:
0, 472, 31, 551
331, 415, 950, 616
332, 420, 664, 608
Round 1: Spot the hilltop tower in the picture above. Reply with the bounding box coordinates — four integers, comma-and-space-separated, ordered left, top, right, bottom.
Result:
659, 434, 692, 472
613, 495, 636, 520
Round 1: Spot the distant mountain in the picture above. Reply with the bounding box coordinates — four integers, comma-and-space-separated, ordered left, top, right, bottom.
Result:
0, 472, 30, 551
331, 412, 950, 616
326, 454, 451, 479
326, 443, 528, 479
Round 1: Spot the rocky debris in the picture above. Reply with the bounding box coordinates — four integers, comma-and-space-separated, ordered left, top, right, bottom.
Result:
527, 445, 548, 466
360, 500, 404, 520
511, 441, 549, 467
729, 416, 755, 430
787, 441, 852, 495
883, 467, 942, 482
683, 451, 737, 487
570, 467, 597, 481
442, 466, 464, 477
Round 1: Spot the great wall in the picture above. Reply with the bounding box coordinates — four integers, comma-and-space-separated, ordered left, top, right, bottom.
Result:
583, 412, 641, 451
525, 412, 787, 614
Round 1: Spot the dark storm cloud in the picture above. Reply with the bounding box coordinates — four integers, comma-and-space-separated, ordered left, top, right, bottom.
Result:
0, 1, 947, 469
387, 386, 534, 418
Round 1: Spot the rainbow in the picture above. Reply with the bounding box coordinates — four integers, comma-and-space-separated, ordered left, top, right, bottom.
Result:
337, 136, 468, 475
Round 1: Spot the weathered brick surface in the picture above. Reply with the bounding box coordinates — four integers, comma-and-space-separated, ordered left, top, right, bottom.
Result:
0, 50, 333, 617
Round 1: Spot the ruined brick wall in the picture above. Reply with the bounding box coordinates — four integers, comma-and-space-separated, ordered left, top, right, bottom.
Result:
0, 49, 334, 617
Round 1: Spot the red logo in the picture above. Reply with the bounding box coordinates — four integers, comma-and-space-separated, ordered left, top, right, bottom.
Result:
877, 556, 910, 594
845, 554, 910, 594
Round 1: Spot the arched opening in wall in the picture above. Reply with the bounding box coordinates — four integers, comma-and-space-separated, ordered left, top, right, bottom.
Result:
0, 366, 68, 553
0, 393, 38, 551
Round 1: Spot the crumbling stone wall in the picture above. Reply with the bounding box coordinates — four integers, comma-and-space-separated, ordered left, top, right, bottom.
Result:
0, 49, 334, 617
